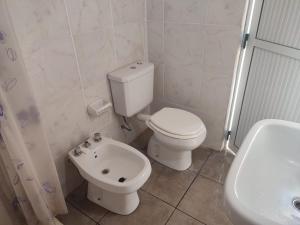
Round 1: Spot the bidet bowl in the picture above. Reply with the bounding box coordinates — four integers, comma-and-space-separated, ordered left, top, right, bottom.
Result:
69, 137, 151, 194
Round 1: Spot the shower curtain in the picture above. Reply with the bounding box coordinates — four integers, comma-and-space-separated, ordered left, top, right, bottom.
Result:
0, 0, 68, 224
0, 90, 68, 225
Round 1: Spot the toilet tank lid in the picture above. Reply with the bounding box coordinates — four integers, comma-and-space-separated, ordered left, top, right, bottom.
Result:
108, 62, 154, 83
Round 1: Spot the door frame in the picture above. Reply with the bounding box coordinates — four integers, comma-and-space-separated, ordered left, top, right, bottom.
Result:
224, 0, 261, 152
224, 0, 300, 152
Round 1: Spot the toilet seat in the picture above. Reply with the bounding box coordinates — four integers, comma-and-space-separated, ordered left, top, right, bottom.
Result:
147, 108, 206, 140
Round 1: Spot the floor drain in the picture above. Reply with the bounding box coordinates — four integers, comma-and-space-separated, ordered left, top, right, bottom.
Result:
102, 169, 109, 174
118, 177, 126, 183
293, 198, 300, 211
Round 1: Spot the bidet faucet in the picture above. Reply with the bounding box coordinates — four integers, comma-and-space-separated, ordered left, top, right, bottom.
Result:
74, 146, 82, 156
94, 132, 102, 142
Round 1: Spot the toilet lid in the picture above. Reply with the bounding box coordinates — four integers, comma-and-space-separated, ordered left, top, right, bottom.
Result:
149, 108, 205, 137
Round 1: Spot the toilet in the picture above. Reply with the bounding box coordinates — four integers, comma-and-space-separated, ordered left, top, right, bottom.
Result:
69, 134, 151, 215
108, 62, 207, 171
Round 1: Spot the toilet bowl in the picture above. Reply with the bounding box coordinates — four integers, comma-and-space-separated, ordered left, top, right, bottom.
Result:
108, 61, 207, 171
69, 136, 151, 215
144, 108, 207, 171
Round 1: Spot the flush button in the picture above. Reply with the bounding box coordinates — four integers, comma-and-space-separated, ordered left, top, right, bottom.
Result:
130, 66, 136, 69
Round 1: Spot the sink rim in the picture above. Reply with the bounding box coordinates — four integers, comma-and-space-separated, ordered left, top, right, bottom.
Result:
225, 119, 300, 225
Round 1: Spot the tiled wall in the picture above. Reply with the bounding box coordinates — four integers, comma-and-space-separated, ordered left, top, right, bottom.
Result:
147, 0, 246, 150
5, 0, 148, 195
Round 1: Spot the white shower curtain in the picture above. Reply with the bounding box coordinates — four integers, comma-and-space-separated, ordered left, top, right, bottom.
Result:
0, 89, 68, 225
0, 0, 68, 222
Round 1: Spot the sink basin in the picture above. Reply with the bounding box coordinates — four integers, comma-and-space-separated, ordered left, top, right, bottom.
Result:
225, 119, 300, 225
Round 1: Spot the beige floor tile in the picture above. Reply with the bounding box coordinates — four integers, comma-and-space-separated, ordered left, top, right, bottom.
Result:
188, 147, 212, 173
57, 203, 97, 225
166, 210, 205, 225
66, 182, 107, 222
100, 190, 174, 225
142, 162, 197, 206
178, 176, 232, 225
200, 151, 233, 184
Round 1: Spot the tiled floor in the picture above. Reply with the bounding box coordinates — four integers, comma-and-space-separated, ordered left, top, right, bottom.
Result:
58, 129, 234, 225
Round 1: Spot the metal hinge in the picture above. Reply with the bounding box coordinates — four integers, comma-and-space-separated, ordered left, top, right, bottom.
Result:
225, 130, 232, 141
241, 33, 250, 49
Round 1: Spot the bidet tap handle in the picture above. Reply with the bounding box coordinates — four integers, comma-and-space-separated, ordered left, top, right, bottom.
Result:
83, 140, 91, 148
74, 146, 82, 156
94, 132, 102, 142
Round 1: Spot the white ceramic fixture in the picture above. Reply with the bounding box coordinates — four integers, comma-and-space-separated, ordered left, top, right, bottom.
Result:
225, 119, 300, 225
108, 62, 207, 171
69, 134, 151, 215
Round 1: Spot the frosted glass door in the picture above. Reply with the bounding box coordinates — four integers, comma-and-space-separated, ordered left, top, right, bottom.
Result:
230, 0, 300, 149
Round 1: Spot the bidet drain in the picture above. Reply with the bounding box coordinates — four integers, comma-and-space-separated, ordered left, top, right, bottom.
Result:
292, 198, 300, 211
118, 177, 126, 183
102, 169, 109, 174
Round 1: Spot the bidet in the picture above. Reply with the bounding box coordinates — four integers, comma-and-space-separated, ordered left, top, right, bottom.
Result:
69, 134, 151, 215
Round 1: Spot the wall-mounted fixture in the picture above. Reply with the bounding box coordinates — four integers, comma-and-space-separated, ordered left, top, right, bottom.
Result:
87, 98, 112, 117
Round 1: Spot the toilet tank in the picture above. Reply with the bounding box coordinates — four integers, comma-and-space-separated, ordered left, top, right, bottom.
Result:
108, 62, 154, 117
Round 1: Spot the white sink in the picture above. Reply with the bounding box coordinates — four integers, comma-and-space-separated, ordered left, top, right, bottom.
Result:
225, 119, 300, 225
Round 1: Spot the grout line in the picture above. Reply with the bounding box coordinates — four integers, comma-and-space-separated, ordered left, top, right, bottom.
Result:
140, 189, 175, 208
98, 210, 110, 224
108, 0, 118, 68
161, 152, 213, 225
174, 151, 213, 209
161, 20, 241, 28
66, 201, 101, 224
62, 0, 89, 108
65, 181, 108, 224
198, 174, 225, 185
144, 0, 149, 62
163, 207, 176, 225
176, 208, 208, 225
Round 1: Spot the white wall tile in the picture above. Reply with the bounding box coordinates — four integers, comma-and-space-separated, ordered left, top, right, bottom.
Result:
147, 21, 164, 62
200, 73, 232, 120
205, 0, 246, 26
7, 0, 69, 43
73, 29, 115, 88
165, 0, 206, 24
111, 0, 145, 25
114, 22, 145, 66
147, 0, 163, 21
164, 63, 203, 110
164, 23, 205, 72
203, 26, 241, 74
22, 36, 81, 105
153, 62, 164, 99
44, 91, 90, 158
65, 0, 113, 35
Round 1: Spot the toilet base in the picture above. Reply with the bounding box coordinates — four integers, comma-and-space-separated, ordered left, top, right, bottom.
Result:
87, 183, 139, 215
147, 136, 192, 171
